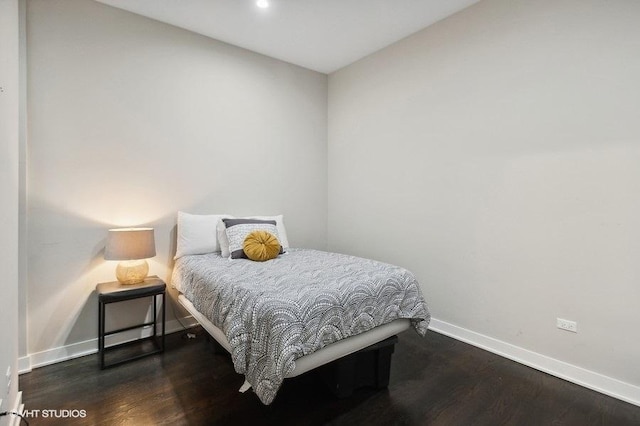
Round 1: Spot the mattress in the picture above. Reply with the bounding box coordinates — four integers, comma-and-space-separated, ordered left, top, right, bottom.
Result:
178, 294, 410, 377
172, 248, 430, 404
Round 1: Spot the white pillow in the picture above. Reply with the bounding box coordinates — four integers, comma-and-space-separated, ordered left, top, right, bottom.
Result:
217, 216, 234, 258
219, 214, 289, 258
174, 212, 231, 259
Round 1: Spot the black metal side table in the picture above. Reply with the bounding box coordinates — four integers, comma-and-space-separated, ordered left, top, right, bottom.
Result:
97, 276, 166, 369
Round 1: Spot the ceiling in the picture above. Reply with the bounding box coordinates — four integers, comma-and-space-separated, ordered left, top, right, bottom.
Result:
95, 0, 480, 74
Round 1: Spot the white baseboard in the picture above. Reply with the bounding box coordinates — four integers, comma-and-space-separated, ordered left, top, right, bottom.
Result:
9, 391, 23, 426
16, 357, 30, 375
428, 318, 640, 408
18, 315, 639, 408
18, 317, 198, 374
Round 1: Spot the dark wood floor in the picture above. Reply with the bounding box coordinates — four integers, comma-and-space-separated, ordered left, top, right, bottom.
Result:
20, 327, 640, 426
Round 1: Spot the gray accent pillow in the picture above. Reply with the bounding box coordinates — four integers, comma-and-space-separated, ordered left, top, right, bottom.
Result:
222, 218, 283, 259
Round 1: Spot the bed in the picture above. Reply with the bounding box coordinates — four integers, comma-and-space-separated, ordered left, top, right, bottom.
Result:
170, 213, 430, 405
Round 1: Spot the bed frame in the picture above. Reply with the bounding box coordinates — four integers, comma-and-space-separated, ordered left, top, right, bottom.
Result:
178, 294, 409, 379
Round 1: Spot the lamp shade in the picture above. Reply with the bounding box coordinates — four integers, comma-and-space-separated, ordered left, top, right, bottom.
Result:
104, 228, 156, 261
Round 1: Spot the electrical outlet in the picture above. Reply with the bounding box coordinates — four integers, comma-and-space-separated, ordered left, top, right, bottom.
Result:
557, 318, 578, 333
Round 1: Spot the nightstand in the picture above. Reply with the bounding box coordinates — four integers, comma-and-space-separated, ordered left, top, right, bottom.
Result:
97, 276, 166, 369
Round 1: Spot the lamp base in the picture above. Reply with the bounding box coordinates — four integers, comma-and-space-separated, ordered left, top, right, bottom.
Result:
115, 260, 149, 284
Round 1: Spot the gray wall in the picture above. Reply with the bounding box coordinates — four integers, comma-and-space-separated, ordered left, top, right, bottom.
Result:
328, 0, 640, 390
0, 0, 20, 415
25, 0, 327, 356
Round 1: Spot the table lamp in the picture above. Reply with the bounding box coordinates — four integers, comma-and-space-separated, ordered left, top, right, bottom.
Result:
104, 227, 156, 284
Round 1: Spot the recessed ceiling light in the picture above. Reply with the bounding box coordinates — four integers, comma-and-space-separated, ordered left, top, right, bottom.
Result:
256, 0, 269, 8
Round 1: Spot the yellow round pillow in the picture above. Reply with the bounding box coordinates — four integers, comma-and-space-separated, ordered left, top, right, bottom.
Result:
243, 230, 281, 262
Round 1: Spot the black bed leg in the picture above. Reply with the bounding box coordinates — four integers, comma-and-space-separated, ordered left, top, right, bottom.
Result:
333, 354, 357, 398
375, 343, 396, 389
320, 335, 398, 398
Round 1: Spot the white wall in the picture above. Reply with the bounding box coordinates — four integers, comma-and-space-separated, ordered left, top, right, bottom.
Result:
25, 0, 327, 359
0, 0, 21, 418
329, 0, 640, 397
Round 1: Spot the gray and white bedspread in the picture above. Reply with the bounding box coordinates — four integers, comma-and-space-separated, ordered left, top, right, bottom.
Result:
173, 248, 430, 405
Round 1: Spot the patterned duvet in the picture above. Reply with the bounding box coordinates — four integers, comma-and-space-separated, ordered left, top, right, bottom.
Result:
172, 248, 430, 404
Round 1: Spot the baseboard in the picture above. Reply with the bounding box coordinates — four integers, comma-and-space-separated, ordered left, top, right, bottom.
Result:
428, 318, 640, 407
16, 357, 30, 375
18, 315, 639, 408
18, 317, 198, 374
8, 391, 23, 426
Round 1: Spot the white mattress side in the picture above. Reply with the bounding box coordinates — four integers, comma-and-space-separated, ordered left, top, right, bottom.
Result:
177, 294, 410, 378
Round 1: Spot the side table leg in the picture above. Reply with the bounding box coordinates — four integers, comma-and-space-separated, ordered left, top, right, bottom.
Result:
153, 294, 157, 342
161, 291, 166, 352
99, 300, 105, 369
